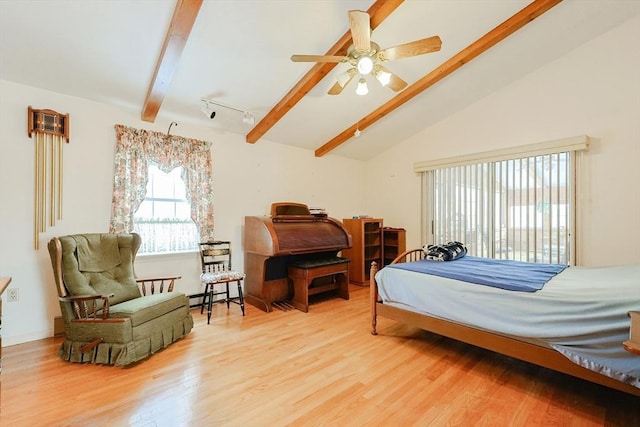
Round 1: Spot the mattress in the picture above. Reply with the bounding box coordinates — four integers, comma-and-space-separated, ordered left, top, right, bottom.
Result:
375, 262, 640, 388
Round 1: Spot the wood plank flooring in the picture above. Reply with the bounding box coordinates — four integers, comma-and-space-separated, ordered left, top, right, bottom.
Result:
1, 286, 638, 426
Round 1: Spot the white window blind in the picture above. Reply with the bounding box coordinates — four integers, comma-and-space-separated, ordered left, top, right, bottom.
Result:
419, 136, 588, 265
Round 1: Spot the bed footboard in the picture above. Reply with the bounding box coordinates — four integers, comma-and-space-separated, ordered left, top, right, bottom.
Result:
370, 248, 426, 335
370, 261, 379, 335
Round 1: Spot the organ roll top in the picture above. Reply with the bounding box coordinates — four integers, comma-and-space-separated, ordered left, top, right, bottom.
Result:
244, 202, 352, 312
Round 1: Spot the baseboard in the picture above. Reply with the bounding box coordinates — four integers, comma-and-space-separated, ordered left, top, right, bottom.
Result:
2, 329, 52, 347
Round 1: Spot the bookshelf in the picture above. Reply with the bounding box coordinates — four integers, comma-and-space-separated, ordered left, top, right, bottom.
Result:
341, 218, 383, 285
383, 227, 406, 266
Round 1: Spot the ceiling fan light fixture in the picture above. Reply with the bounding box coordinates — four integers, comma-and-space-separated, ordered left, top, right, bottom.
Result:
375, 69, 392, 87
356, 78, 368, 96
356, 56, 373, 75
336, 70, 353, 88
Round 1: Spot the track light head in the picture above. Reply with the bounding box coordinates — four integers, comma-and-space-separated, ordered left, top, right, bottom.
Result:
201, 106, 216, 119
242, 111, 255, 125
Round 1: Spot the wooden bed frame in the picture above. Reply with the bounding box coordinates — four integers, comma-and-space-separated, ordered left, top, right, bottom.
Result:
369, 249, 640, 397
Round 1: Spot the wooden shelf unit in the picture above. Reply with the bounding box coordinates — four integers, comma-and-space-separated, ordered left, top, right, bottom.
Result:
341, 218, 383, 285
383, 227, 406, 266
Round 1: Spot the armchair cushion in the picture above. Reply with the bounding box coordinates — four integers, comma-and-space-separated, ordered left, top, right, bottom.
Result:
109, 292, 189, 327
75, 234, 121, 271
58, 234, 141, 305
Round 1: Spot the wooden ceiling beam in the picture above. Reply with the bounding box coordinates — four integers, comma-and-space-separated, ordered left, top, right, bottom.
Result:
314, 0, 563, 157
141, 0, 203, 122
246, 0, 404, 144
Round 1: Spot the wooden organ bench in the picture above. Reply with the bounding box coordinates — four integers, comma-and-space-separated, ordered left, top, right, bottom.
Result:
288, 257, 350, 313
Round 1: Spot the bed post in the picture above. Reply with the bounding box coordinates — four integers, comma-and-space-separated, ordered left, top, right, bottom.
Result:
370, 261, 379, 335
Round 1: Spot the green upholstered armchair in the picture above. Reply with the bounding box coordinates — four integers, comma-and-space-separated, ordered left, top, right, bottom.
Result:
48, 233, 193, 366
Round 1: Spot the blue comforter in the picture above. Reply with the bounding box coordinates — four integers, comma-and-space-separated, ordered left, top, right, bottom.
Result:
388, 256, 568, 292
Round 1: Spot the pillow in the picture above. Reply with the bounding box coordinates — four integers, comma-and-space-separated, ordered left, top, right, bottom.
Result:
422, 241, 467, 261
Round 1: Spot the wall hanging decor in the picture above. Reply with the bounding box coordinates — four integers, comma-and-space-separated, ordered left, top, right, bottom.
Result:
27, 106, 69, 249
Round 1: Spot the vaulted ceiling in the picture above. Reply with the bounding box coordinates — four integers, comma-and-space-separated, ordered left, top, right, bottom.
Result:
1, 0, 638, 160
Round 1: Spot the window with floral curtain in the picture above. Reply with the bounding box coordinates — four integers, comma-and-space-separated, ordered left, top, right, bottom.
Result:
110, 124, 214, 253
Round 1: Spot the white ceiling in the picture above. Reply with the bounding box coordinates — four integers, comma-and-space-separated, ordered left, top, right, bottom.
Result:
1, 0, 639, 160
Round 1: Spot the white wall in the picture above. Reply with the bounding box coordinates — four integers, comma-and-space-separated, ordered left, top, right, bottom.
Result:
0, 81, 365, 345
365, 14, 640, 267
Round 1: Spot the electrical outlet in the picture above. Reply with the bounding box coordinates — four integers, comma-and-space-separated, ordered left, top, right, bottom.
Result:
7, 288, 18, 302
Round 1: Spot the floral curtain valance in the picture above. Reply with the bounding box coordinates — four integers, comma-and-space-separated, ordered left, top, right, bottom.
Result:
109, 124, 214, 241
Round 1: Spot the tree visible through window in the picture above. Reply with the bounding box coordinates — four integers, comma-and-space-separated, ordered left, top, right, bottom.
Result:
133, 163, 199, 254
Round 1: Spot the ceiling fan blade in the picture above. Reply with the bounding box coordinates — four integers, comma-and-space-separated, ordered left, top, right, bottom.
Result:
327, 82, 347, 95
375, 65, 407, 92
348, 10, 371, 52
377, 35, 442, 61
328, 68, 357, 95
291, 54, 348, 63
386, 73, 408, 92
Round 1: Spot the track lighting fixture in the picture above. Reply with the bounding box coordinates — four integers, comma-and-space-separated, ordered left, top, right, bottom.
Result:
200, 98, 254, 125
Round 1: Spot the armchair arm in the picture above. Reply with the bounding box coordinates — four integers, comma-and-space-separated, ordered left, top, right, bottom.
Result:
59, 293, 113, 320
58, 293, 128, 354
136, 275, 181, 295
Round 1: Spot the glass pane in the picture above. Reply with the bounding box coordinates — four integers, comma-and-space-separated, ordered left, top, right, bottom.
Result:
175, 202, 191, 218
133, 163, 198, 254
170, 168, 187, 199
134, 200, 153, 218
432, 153, 570, 264
153, 201, 175, 218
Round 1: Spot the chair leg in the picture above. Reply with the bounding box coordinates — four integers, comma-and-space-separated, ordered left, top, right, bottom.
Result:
237, 281, 245, 316
207, 284, 214, 325
226, 282, 231, 309
200, 283, 209, 315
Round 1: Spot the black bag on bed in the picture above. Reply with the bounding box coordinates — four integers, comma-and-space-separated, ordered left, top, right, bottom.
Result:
423, 241, 467, 261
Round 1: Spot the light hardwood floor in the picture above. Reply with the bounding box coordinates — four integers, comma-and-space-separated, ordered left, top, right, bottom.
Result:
1, 285, 638, 426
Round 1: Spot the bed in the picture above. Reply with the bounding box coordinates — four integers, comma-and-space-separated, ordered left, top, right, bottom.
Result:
370, 249, 640, 397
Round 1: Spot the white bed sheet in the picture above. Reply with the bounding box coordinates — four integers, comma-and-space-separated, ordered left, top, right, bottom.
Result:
375, 262, 640, 388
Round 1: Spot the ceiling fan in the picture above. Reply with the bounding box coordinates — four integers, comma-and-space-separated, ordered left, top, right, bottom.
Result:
291, 10, 442, 96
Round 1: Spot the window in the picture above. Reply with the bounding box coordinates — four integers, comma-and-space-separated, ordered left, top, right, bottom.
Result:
417, 136, 588, 265
133, 163, 199, 254
109, 125, 215, 251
